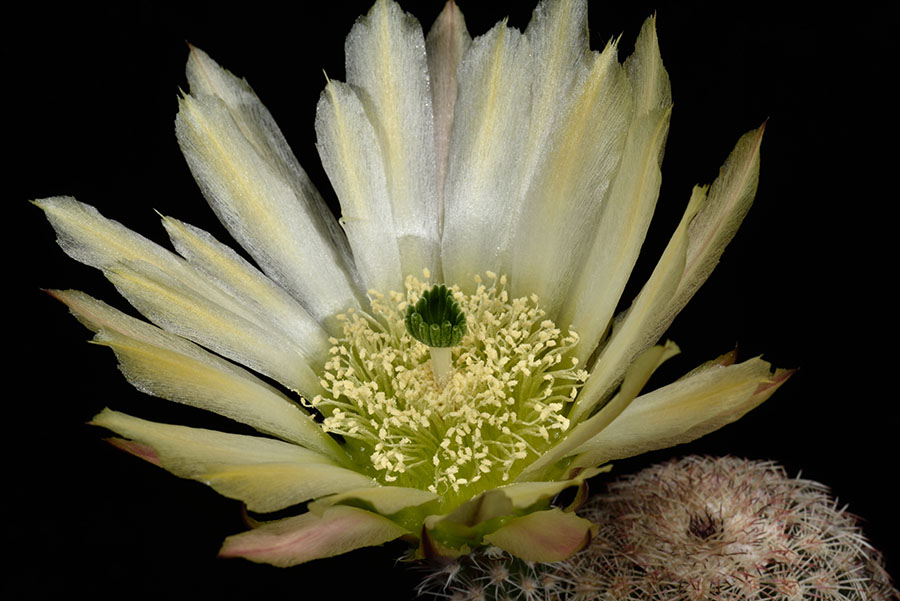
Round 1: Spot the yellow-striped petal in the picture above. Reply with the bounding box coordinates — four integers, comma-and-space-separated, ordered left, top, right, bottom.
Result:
345, 0, 440, 279
104, 259, 320, 396
315, 78, 403, 294
508, 40, 631, 316
92, 409, 376, 513
161, 215, 328, 361
441, 19, 532, 289
560, 16, 672, 351
179, 51, 361, 329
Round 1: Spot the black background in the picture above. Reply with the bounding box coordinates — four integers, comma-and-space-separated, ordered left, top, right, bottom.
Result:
9, 1, 896, 598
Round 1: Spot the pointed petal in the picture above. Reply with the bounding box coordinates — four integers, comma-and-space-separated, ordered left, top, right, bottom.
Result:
668, 124, 766, 316
483, 508, 594, 562
179, 48, 361, 326
508, 42, 631, 317
35, 197, 322, 394
161, 215, 329, 359
570, 185, 706, 423
560, 16, 672, 351
315, 79, 403, 294
425, 1, 471, 220
219, 505, 409, 567
440, 20, 532, 289
104, 259, 321, 396
92, 409, 376, 513
569, 356, 789, 468
516, 0, 590, 195
345, 0, 440, 279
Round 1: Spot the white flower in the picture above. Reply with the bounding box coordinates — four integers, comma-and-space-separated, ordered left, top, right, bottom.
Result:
36, 0, 789, 567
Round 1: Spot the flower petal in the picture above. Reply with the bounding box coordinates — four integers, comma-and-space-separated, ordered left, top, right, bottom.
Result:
483, 508, 595, 562
315, 78, 403, 294
496, 465, 608, 509
559, 16, 672, 350
570, 185, 705, 423
51, 289, 341, 457
92, 409, 376, 513
569, 357, 791, 468
668, 124, 766, 317
573, 125, 765, 420
219, 505, 409, 567
35, 197, 321, 394
104, 259, 320, 396
440, 18, 532, 288
161, 216, 329, 360
508, 39, 631, 317
345, 0, 441, 279
425, 0, 471, 214
180, 48, 362, 327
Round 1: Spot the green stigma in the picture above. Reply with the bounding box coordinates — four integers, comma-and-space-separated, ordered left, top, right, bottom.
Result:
405, 284, 466, 347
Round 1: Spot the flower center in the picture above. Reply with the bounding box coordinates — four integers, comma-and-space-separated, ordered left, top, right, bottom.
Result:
308, 272, 587, 501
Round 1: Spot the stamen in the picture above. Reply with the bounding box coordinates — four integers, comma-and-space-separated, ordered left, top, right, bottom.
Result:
309, 274, 587, 502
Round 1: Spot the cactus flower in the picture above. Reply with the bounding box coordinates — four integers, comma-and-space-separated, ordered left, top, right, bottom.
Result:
36, 0, 790, 567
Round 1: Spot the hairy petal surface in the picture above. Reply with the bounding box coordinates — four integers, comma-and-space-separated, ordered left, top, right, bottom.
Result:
219, 505, 409, 567
162, 215, 329, 361
440, 19, 532, 289
345, 0, 440, 280
179, 48, 361, 328
316, 79, 403, 294
509, 40, 631, 317
92, 409, 377, 513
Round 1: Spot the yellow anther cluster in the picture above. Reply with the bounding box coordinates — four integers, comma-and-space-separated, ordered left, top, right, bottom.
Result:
309, 273, 587, 499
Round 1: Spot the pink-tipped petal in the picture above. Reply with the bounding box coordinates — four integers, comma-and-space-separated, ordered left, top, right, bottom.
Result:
483, 508, 595, 562
105, 437, 160, 466
219, 505, 409, 567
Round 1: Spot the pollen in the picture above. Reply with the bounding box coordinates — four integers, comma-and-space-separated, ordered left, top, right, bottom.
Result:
307, 273, 586, 500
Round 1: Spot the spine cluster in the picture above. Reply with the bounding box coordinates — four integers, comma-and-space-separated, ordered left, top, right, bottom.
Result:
416, 456, 898, 601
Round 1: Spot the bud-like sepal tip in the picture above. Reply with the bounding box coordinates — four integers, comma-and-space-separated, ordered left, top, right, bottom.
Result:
405, 284, 466, 348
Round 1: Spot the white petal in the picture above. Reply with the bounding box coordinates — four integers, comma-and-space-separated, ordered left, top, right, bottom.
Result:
570, 185, 705, 423
440, 20, 532, 290
315, 79, 403, 294
180, 48, 362, 326
559, 16, 672, 351
35, 197, 322, 390
92, 409, 377, 513
426, 1, 471, 222
103, 258, 319, 395
161, 215, 329, 360
345, 0, 440, 280
569, 356, 786, 467
508, 41, 631, 317
51, 290, 342, 458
